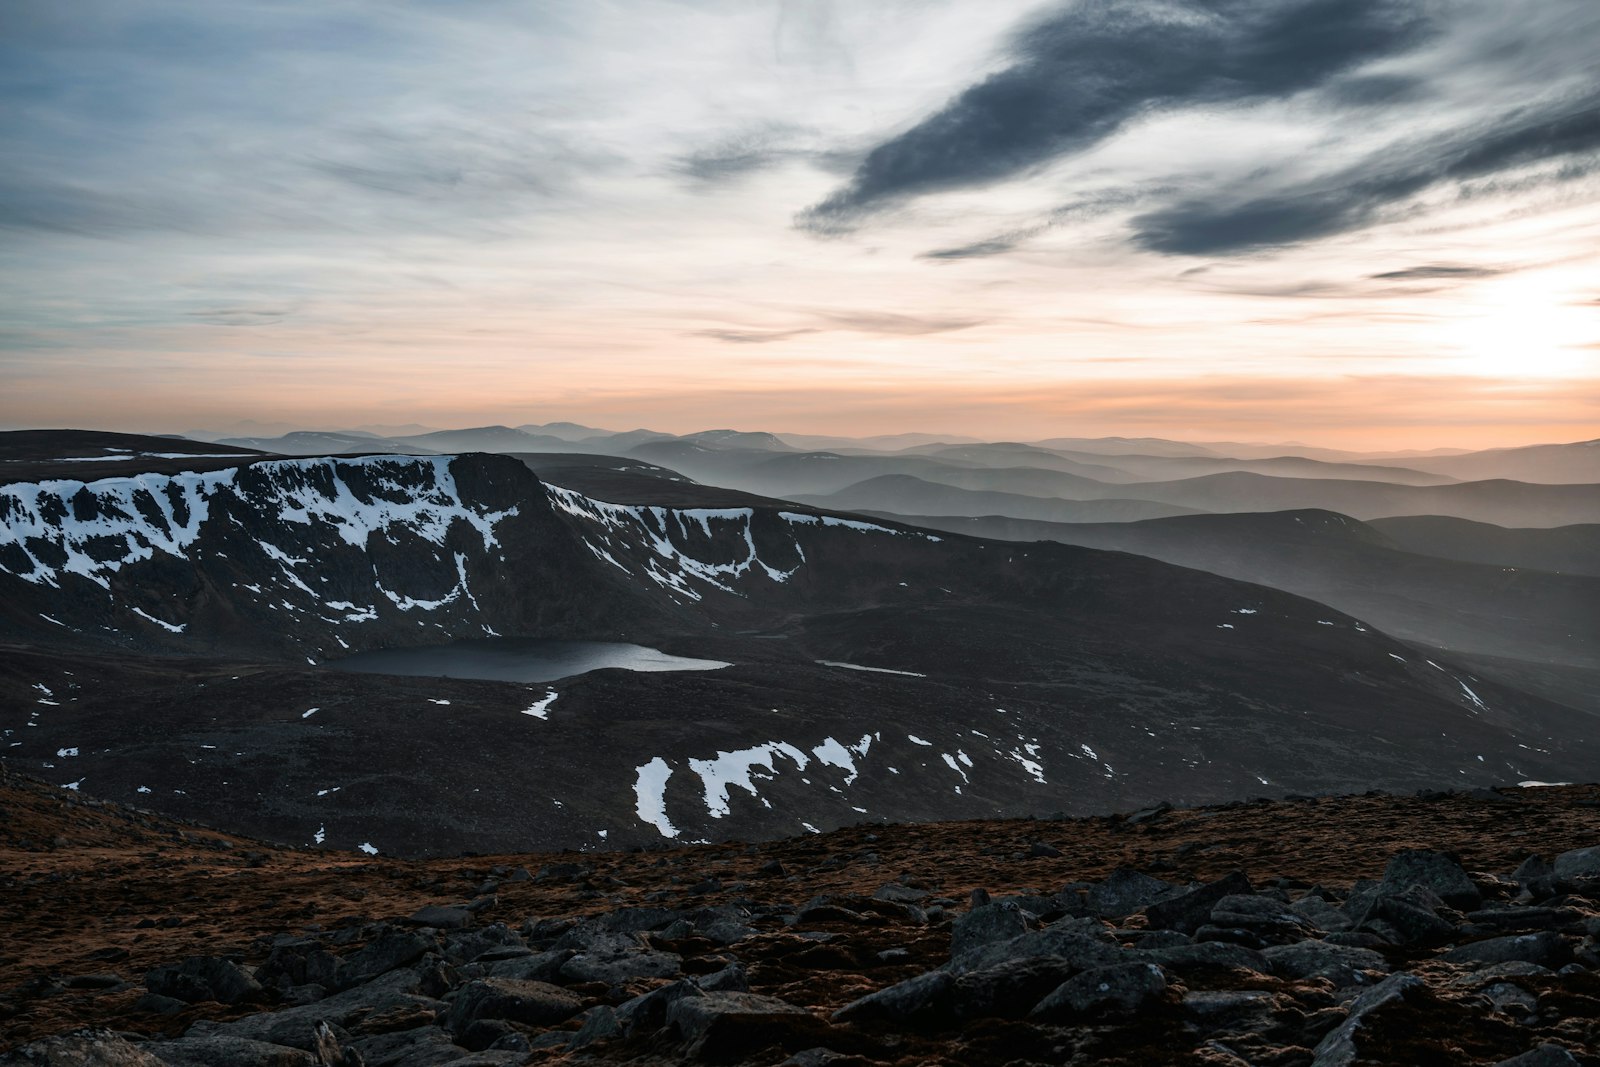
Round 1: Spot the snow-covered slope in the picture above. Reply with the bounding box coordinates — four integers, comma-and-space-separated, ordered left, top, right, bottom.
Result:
0, 454, 651, 657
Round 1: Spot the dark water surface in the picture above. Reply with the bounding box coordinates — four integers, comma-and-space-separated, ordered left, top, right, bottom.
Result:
329, 637, 731, 683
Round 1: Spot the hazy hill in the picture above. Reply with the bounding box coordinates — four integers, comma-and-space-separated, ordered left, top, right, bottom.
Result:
796, 474, 1201, 523
1399, 439, 1600, 484
1371, 516, 1600, 577
861, 508, 1600, 685
216, 430, 426, 456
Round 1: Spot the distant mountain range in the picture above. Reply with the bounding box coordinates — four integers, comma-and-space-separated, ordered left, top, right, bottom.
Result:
4, 428, 1595, 859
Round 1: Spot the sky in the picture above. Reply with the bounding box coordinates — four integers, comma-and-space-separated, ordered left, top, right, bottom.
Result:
2, 0, 1597, 449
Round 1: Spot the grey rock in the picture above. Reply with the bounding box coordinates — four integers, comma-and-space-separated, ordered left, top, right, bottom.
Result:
566, 1005, 622, 1050
1310, 973, 1422, 1067
145, 957, 263, 1006
949, 926, 1121, 975
1029, 961, 1167, 1021
1493, 1045, 1582, 1067
1182, 988, 1276, 1021
1482, 982, 1539, 1017
948, 902, 1031, 966
556, 942, 681, 985
446, 978, 585, 1035
873, 884, 929, 904
351, 1027, 466, 1067
951, 955, 1096, 1020
1143, 872, 1253, 935
695, 961, 750, 993
1135, 940, 1268, 975
667, 990, 808, 1040
832, 970, 954, 1024
211, 971, 434, 1050
1382, 850, 1481, 910
614, 979, 705, 1036
483, 949, 570, 983
1263, 941, 1390, 988
1292, 895, 1352, 932
1440, 932, 1571, 969
1351, 885, 1457, 946
336, 931, 435, 990
1552, 845, 1600, 890
0, 1029, 166, 1066
1087, 867, 1173, 919
144, 1036, 316, 1067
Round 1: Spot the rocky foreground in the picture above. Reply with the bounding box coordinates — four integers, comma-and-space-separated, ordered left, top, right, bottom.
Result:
3, 768, 1600, 1066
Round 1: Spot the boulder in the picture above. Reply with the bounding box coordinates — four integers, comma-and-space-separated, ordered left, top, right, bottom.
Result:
144, 956, 263, 1006
336, 930, 435, 990
1552, 845, 1600, 891
1309, 973, 1422, 1067
1029, 962, 1167, 1021
951, 955, 1098, 1020
1493, 1046, 1582, 1067
948, 902, 1030, 966
143, 1036, 317, 1067
1381, 850, 1481, 910
1440, 932, 1571, 969
0, 1029, 167, 1066
1263, 940, 1389, 988
447, 978, 586, 1035
832, 970, 954, 1025
1135, 940, 1268, 976
405, 905, 473, 931
949, 925, 1121, 975
1087, 868, 1173, 919
1143, 872, 1252, 935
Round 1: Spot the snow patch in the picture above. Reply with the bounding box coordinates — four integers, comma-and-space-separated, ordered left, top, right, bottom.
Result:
816, 660, 927, 677
689, 742, 810, 818
634, 757, 680, 838
522, 690, 558, 719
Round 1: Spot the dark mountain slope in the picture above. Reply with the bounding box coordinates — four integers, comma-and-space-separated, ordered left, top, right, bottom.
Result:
1371, 515, 1600, 576
3, 451, 1594, 856
861, 509, 1600, 680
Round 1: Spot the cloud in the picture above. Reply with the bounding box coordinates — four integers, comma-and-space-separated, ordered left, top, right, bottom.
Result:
1367, 264, 1503, 280
1131, 95, 1600, 255
919, 234, 1035, 260
673, 124, 833, 185
692, 328, 818, 344
819, 311, 985, 335
694, 310, 985, 343
799, 0, 1432, 231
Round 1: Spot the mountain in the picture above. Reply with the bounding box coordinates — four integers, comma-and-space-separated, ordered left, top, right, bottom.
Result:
1370, 516, 1600, 577
797, 474, 1200, 523
387, 425, 584, 454
0, 429, 264, 483
4, 433, 1593, 858
515, 420, 614, 442
679, 428, 793, 451
216, 430, 434, 456
1027, 436, 1225, 458
987, 470, 1600, 528
858, 508, 1600, 688
774, 430, 983, 451
1398, 438, 1600, 484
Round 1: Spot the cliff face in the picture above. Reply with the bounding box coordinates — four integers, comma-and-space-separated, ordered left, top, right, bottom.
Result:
0, 454, 669, 658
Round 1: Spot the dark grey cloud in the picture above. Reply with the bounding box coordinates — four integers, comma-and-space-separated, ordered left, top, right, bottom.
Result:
920, 233, 1036, 260
1368, 264, 1502, 280
799, 0, 1432, 231
1131, 96, 1600, 255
